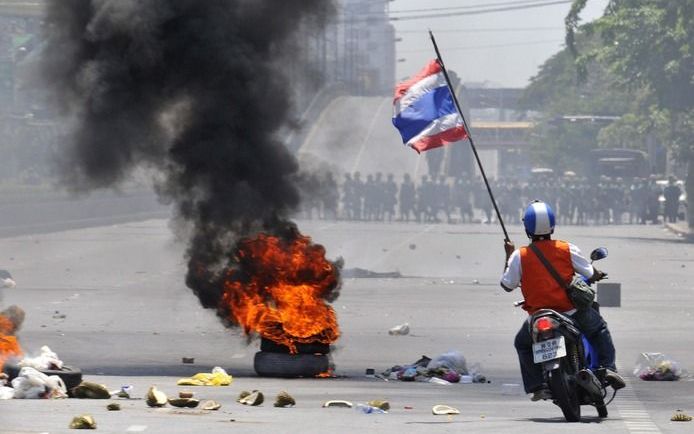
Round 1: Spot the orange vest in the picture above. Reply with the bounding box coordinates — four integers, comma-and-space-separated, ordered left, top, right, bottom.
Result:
519, 240, 574, 314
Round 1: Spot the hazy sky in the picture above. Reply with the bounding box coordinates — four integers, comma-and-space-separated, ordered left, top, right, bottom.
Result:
391, 0, 609, 87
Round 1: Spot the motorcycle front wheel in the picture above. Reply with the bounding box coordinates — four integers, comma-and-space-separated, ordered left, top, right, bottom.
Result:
548, 360, 581, 422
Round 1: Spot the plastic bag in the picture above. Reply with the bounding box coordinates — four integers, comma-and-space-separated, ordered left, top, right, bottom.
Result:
634, 352, 683, 381
0, 386, 14, 399
18, 346, 64, 371
426, 351, 468, 375
10, 367, 67, 399
176, 366, 232, 386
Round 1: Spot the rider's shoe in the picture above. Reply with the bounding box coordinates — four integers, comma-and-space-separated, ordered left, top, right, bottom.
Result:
604, 369, 626, 390
530, 387, 552, 401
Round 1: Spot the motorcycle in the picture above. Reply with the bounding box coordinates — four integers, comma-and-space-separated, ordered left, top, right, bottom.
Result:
517, 247, 618, 422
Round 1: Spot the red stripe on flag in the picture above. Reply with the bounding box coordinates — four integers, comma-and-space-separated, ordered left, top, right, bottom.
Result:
393, 59, 441, 102
409, 125, 468, 154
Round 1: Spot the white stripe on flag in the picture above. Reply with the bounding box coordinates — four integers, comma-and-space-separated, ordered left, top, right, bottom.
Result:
405, 112, 464, 147
394, 72, 448, 117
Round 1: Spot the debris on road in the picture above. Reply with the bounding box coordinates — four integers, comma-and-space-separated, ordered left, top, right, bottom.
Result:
111, 385, 133, 399
671, 410, 692, 422
432, 404, 460, 415
201, 400, 221, 411
323, 400, 353, 408
367, 400, 390, 411
69, 415, 96, 429
176, 366, 232, 386
274, 391, 295, 407
168, 397, 200, 408
72, 382, 111, 399
356, 403, 387, 414
342, 268, 402, 279
634, 353, 683, 381
11, 366, 67, 399
178, 390, 194, 399
181, 357, 195, 364
145, 386, 168, 407
388, 323, 410, 336
382, 351, 487, 384
106, 403, 121, 411
0, 385, 14, 399
238, 390, 263, 406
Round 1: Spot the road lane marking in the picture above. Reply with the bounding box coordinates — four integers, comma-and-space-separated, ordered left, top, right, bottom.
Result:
614, 372, 661, 434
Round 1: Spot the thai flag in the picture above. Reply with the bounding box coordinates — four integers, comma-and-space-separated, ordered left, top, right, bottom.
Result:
392, 60, 468, 153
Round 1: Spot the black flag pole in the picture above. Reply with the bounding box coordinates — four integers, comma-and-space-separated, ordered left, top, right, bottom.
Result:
428, 30, 510, 242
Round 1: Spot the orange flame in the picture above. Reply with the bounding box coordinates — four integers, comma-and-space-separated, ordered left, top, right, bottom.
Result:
0, 314, 22, 372
221, 233, 340, 353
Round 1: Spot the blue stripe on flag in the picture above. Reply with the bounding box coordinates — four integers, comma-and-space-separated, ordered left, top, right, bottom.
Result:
392, 86, 458, 144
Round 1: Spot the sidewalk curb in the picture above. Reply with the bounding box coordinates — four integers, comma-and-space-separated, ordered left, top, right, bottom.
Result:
665, 222, 694, 242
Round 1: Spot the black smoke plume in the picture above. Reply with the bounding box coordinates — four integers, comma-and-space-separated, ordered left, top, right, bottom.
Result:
40, 1, 339, 318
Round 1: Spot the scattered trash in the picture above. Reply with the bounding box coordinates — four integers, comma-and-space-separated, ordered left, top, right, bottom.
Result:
201, 400, 222, 411
72, 382, 111, 399
11, 367, 67, 399
428, 377, 451, 386
382, 352, 488, 385
274, 391, 295, 408
404, 406, 413, 410
178, 390, 194, 399
432, 404, 460, 415
69, 415, 96, 429
365, 368, 375, 377
111, 385, 134, 399
472, 279, 480, 285
671, 410, 692, 422
1, 277, 16, 288
18, 346, 64, 371
0, 373, 7, 386
367, 400, 390, 411
356, 403, 387, 414
634, 353, 683, 381
238, 390, 263, 406
409, 244, 417, 250
176, 366, 232, 386
53, 311, 67, 319
0, 386, 14, 399
169, 398, 200, 408
145, 386, 168, 407
107, 403, 121, 411
181, 357, 195, 364
323, 400, 353, 408
388, 323, 410, 336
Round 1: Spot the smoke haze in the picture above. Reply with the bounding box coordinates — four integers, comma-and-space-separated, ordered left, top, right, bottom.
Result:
40, 0, 339, 317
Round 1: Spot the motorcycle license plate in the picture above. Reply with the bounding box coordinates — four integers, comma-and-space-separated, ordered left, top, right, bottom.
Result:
533, 336, 567, 363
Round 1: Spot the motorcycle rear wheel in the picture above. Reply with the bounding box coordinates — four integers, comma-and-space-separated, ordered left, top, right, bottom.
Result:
548, 361, 581, 422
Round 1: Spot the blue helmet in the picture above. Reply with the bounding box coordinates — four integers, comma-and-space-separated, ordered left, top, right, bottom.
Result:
523, 200, 555, 238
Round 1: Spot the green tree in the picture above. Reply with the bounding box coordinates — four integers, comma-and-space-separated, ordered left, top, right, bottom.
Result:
567, 0, 694, 227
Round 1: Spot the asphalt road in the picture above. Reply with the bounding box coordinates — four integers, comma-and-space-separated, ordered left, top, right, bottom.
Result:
1, 218, 693, 433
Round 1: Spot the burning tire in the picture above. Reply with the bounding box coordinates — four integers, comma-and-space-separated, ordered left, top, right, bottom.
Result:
253, 351, 329, 378
260, 338, 330, 355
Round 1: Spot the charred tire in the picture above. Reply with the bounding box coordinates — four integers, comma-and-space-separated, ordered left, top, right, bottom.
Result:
2, 363, 83, 396
260, 339, 330, 355
253, 351, 329, 378
548, 362, 581, 422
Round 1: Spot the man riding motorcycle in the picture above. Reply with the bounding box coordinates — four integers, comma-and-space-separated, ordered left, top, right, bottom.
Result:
501, 200, 625, 401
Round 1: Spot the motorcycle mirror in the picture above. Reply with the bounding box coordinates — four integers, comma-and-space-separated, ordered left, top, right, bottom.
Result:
590, 247, 608, 261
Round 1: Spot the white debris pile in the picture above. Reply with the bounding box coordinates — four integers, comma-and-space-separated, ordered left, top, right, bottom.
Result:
18, 346, 64, 371
9, 367, 67, 399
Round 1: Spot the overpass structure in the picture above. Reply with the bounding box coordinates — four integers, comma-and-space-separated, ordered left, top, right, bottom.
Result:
0, 1, 43, 17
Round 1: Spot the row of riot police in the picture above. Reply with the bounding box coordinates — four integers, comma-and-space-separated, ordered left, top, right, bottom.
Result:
299, 172, 684, 225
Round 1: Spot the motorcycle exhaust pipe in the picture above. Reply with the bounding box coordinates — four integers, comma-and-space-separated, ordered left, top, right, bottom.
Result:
575, 369, 603, 398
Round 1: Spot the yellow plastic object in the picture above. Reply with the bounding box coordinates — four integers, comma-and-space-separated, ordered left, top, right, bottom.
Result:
176, 367, 232, 386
